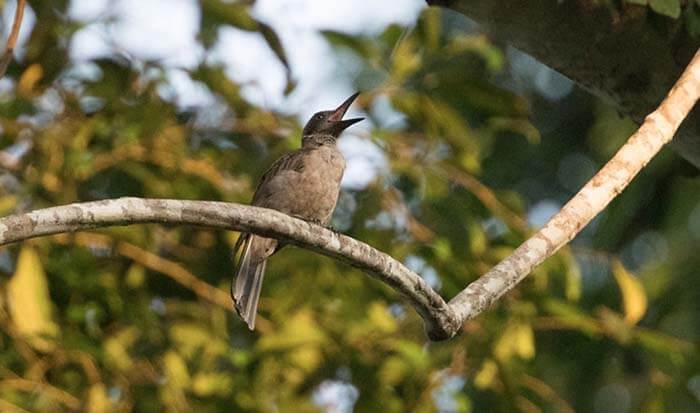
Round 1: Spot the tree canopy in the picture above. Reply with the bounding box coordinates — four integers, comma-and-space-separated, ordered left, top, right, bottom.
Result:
0, 1, 697, 412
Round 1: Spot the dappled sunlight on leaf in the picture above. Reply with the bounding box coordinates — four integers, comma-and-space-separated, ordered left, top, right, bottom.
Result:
612, 260, 647, 325
7, 246, 60, 351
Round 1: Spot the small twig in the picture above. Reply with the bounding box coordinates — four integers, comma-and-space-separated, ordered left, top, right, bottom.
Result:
437, 165, 528, 233
0, 0, 26, 78
0, 398, 31, 413
520, 374, 576, 413
0, 378, 81, 411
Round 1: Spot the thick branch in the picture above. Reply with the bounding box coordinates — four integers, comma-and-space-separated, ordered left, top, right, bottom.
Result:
449, 49, 700, 320
0, 198, 459, 340
0, 52, 696, 342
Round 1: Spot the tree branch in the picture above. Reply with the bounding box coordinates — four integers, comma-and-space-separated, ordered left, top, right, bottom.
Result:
0, 49, 697, 340
0, 0, 26, 78
0, 197, 459, 340
449, 48, 700, 321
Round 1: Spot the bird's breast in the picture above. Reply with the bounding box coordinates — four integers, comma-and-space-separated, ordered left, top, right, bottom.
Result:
256, 145, 345, 225
293, 146, 345, 223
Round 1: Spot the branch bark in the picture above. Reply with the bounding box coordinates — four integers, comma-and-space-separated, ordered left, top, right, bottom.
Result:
0, 198, 459, 340
0, 0, 26, 78
427, 0, 700, 168
0, 51, 697, 341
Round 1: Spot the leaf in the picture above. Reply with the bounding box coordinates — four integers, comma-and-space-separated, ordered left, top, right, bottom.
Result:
163, 350, 191, 390
542, 299, 602, 336
564, 254, 582, 302
474, 359, 499, 390
649, 0, 681, 18
612, 260, 647, 325
7, 246, 60, 351
200, 0, 291, 74
0, 195, 18, 216
257, 309, 326, 351
467, 220, 487, 256
494, 321, 535, 361
322, 30, 378, 61
257, 21, 291, 73
367, 301, 397, 333
87, 383, 110, 413
18, 64, 44, 97
378, 356, 409, 385
487, 117, 541, 144
104, 326, 140, 371
191, 372, 233, 397
169, 322, 228, 362
125, 264, 145, 288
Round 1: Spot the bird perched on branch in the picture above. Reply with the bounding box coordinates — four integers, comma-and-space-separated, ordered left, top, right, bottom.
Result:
232, 93, 363, 330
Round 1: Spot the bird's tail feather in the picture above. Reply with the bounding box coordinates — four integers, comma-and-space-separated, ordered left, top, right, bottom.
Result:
232, 234, 267, 330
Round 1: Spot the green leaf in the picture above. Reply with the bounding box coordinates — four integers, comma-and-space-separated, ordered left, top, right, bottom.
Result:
649, 0, 681, 18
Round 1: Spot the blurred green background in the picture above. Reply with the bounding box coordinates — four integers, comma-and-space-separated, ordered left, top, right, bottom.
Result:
0, 0, 698, 411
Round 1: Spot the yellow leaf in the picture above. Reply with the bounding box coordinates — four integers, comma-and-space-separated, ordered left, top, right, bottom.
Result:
163, 351, 190, 390
467, 221, 487, 256
612, 260, 647, 325
474, 359, 498, 390
367, 301, 397, 333
289, 345, 323, 373
104, 326, 139, 371
378, 356, 409, 386
0, 195, 18, 216
125, 264, 145, 288
7, 246, 59, 351
191, 372, 233, 397
494, 321, 535, 361
515, 323, 535, 359
87, 383, 110, 413
257, 309, 326, 351
169, 322, 227, 361
18, 64, 43, 96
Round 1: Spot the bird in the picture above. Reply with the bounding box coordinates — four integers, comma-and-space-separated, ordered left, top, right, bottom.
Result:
231, 92, 364, 330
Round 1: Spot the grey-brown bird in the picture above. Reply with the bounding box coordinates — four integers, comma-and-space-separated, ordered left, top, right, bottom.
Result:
232, 92, 363, 330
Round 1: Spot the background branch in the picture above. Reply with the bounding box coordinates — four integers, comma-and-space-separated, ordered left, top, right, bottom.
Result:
0, 0, 26, 78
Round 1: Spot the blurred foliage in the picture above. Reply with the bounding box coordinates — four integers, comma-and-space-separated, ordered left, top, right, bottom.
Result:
0, 1, 697, 412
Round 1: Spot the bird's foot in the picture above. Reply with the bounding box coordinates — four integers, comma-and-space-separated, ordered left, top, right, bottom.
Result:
308, 218, 325, 226
326, 225, 343, 236
290, 215, 342, 234
291, 215, 325, 227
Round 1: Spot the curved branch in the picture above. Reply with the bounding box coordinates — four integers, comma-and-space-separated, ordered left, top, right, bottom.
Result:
0, 197, 459, 340
449, 49, 700, 320
0, 52, 697, 340
0, 0, 26, 78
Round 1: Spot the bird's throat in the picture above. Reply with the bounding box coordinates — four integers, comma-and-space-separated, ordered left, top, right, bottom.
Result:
302, 134, 337, 148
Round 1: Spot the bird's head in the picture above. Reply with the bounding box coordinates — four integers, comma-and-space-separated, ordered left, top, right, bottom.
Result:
302, 92, 363, 145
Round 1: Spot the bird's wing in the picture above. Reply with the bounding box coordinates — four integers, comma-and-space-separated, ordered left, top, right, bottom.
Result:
252, 149, 307, 206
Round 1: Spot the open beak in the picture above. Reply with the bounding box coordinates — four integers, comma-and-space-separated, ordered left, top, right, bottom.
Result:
328, 92, 364, 130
